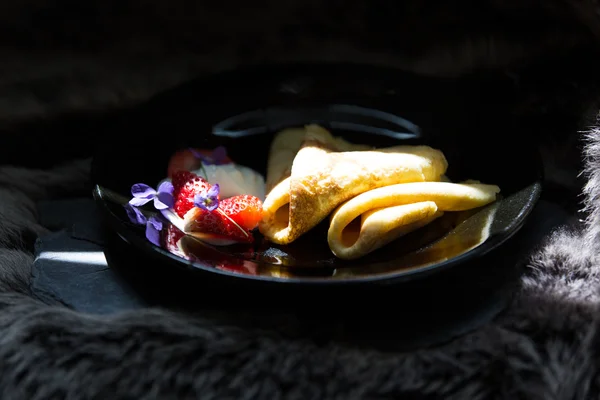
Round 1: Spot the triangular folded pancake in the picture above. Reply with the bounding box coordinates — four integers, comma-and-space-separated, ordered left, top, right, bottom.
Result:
265, 125, 372, 192
259, 125, 449, 245
327, 181, 501, 259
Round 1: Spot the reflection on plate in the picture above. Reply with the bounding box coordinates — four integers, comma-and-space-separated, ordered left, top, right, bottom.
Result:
92, 64, 542, 285
174, 198, 498, 278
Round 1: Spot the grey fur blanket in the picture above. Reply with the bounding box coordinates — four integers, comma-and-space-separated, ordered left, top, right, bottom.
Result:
4, 1, 600, 397
0, 121, 596, 400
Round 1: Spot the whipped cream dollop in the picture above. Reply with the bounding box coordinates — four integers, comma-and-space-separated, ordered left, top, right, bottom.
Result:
159, 163, 266, 201
193, 163, 266, 201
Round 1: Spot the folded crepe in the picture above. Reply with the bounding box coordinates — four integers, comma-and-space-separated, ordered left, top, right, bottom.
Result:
265, 125, 372, 192
259, 124, 449, 245
327, 181, 501, 260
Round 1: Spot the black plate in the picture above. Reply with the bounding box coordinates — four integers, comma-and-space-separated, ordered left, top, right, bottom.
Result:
92, 63, 542, 288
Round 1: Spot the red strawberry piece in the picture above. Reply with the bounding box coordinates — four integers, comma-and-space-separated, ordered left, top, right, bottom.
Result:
185, 209, 253, 243
171, 171, 263, 244
184, 195, 263, 243
219, 195, 263, 231
171, 171, 213, 218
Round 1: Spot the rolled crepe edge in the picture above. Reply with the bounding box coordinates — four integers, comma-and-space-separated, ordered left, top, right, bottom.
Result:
329, 182, 499, 229
258, 177, 296, 244
326, 181, 500, 260
328, 201, 441, 260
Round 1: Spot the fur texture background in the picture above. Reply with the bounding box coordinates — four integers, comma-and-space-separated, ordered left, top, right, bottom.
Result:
2, 0, 600, 398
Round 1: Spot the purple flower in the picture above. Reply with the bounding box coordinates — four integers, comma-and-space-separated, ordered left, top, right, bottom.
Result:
123, 204, 164, 246
129, 181, 174, 210
193, 184, 220, 212
190, 146, 228, 165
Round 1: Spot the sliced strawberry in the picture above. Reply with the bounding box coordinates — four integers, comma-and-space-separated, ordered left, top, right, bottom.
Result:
183, 195, 263, 243
219, 195, 263, 231
167, 148, 233, 178
185, 208, 253, 243
171, 170, 263, 244
171, 171, 213, 218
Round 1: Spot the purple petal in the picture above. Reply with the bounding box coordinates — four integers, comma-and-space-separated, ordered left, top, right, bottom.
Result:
205, 201, 219, 212
157, 181, 174, 195
207, 183, 220, 199
124, 204, 147, 225
193, 192, 208, 206
193, 192, 219, 212
212, 146, 228, 164
189, 148, 201, 157
154, 192, 174, 210
193, 193, 208, 210
145, 221, 161, 246
131, 183, 156, 198
189, 148, 206, 160
129, 197, 153, 207
148, 215, 163, 231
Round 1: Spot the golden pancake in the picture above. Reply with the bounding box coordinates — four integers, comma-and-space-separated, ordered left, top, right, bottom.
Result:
265, 125, 371, 192
328, 181, 500, 259
259, 125, 449, 245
